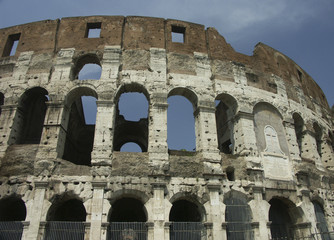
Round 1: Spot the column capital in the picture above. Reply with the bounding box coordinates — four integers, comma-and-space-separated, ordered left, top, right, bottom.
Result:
91, 181, 107, 188
34, 181, 49, 189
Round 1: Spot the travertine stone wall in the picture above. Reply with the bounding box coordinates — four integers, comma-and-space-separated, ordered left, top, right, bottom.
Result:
0, 16, 333, 240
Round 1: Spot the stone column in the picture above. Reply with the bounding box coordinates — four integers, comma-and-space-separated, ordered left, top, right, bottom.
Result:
221, 223, 227, 240
89, 181, 107, 240
91, 100, 115, 175
146, 222, 154, 240
194, 102, 221, 174
36, 101, 65, 159
100, 46, 121, 83
320, 135, 334, 170
23, 181, 48, 240
35, 101, 67, 176
206, 184, 224, 240
232, 111, 258, 156
0, 104, 17, 157
164, 222, 171, 240
248, 187, 270, 240
147, 182, 171, 240
300, 130, 323, 170
148, 94, 169, 174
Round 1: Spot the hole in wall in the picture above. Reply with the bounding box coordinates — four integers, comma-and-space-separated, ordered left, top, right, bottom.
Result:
167, 95, 196, 151
120, 142, 142, 152
118, 92, 148, 121
78, 64, 101, 80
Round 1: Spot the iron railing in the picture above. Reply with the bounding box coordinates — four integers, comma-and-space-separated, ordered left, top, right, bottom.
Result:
107, 222, 147, 240
270, 229, 334, 240
0, 221, 23, 240
43, 221, 86, 240
226, 222, 254, 240
170, 222, 207, 240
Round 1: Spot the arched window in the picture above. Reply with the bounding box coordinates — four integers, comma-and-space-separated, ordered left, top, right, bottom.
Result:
169, 199, 206, 240
168, 88, 197, 152
224, 193, 253, 240
215, 94, 237, 154
113, 84, 149, 152
72, 54, 101, 80
293, 113, 304, 155
14, 87, 48, 144
78, 63, 101, 80
313, 201, 330, 240
120, 142, 142, 152
45, 198, 86, 240
0, 196, 26, 239
269, 198, 294, 239
108, 198, 147, 240
62, 87, 97, 165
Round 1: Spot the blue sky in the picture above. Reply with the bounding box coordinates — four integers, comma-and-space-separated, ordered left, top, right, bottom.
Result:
1, 0, 333, 151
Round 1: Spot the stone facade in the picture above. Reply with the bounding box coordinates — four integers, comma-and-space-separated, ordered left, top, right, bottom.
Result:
0, 16, 333, 240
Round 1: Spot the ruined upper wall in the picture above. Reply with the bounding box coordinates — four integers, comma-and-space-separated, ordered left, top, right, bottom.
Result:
0, 15, 329, 109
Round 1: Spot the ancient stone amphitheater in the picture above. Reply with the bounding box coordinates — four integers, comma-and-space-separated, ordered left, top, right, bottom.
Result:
0, 16, 333, 240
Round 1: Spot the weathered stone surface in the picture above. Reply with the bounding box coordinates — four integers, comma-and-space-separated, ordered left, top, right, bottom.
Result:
0, 16, 332, 240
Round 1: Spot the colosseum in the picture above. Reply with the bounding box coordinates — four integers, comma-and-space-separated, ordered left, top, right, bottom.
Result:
0, 15, 333, 240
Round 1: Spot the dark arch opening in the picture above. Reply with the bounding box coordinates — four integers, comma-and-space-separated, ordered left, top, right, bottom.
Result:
16, 87, 48, 144
215, 94, 237, 154
313, 201, 330, 239
169, 199, 201, 222
72, 54, 101, 80
269, 198, 294, 239
109, 198, 147, 222
224, 194, 253, 240
62, 87, 97, 165
0, 196, 26, 221
113, 84, 149, 152
169, 199, 204, 240
47, 198, 86, 222
293, 113, 304, 155
44, 198, 86, 240
0, 196, 26, 239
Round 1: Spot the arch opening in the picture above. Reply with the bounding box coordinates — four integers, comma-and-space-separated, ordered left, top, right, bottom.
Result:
62, 87, 97, 165
113, 85, 149, 152
15, 87, 48, 144
120, 142, 143, 152
0, 196, 26, 239
269, 198, 294, 239
78, 63, 101, 80
47, 198, 86, 222
167, 95, 196, 151
0, 196, 26, 221
169, 199, 205, 240
215, 94, 237, 154
72, 54, 101, 80
224, 193, 253, 240
107, 198, 147, 240
293, 113, 304, 156
45, 198, 86, 240
313, 201, 330, 239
